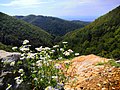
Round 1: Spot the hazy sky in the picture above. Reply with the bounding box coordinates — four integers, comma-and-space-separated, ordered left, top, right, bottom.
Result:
0, 0, 120, 21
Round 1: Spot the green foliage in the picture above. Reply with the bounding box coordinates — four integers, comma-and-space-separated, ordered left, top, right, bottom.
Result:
96, 62, 106, 66
62, 6, 120, 59
0, 42, 12, 51
96, 59, 120, 67
108, 60, 120, 68
15, 15, 90, 36
1, 40, 76, 90
0, 12, 53, 49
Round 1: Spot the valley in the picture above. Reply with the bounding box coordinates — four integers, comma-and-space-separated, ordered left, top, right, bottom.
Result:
0, 4, 120, 90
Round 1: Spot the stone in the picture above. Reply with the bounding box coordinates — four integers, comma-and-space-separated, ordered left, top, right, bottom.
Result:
0, 50, 20, 62
0, 50, 21, 90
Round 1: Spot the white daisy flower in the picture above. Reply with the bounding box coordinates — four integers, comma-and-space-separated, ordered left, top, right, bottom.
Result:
12, 47, 18, 50
62, 42, 68, 44
35, 46, 43, 51
10, 61, 15, 66
23, 40, 29, 44
75, 53, 79, 56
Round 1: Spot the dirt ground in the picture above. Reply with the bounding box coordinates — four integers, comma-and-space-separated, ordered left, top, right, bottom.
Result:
62, 54, 120, 90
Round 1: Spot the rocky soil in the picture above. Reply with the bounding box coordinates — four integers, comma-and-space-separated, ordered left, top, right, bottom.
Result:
63, 54, 120, 90
0, 50, 20, 62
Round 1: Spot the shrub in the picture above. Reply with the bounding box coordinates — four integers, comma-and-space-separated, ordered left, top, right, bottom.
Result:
1, 40, 78, 90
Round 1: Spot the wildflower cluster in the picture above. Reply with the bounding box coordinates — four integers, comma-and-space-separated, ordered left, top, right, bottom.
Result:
51, 42, 79, 60
3, 40, 79, 90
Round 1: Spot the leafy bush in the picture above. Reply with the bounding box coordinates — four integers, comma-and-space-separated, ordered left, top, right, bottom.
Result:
1, 40, 79, 90
108, 60, 120, 68
0, 42, 12, 51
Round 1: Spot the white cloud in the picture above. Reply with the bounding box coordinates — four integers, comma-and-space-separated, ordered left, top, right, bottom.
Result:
0, 0, 49, 7
49, 0, 108, 17
50, 0, 97, 10
0, 0, 118, 19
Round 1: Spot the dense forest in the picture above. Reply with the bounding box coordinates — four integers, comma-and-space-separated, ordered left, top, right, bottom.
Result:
62, 5, 120, 59
0, 6, 120, 59
0, 12, 53, 50
15, 15, 89, 36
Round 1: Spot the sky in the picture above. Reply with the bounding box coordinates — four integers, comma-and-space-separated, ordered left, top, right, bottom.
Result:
0, 0, 120, 21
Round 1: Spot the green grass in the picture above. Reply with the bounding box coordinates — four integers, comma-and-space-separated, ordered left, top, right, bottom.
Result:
96, 62, 106, 66
96, 59, 120, 68
108, 59, 120, 67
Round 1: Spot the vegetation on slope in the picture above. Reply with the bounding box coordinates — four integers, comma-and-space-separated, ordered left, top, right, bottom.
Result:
0, 42, 12, 51
0, 12, 53, 49
63, 5, 120, 59
63, 54, 120, 89
0, 40, 76, 90
15, 15, 90, 36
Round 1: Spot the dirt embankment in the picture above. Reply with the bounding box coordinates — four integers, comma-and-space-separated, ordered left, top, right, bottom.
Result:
63, 54, 120, 90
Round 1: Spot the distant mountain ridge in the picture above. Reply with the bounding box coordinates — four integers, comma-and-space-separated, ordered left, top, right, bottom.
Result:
0, 12, 53, 50
15, 15, 90, 36
62, 5, 120, 59
1, 5, 120, 60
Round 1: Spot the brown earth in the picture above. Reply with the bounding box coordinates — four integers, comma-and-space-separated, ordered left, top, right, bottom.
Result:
62, 54, 120, 90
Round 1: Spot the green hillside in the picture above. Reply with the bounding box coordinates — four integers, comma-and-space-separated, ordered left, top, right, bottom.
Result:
0, 12, 53, 49
0, 42, 12, 51
63, 6, 120, 59
15, 15, 90, 36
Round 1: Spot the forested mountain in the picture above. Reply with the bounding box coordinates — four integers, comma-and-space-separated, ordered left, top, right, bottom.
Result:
15, 15, 90, 36
0, 12, 53, 50
63, 6, 120, 59
71, 20, 90, 25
